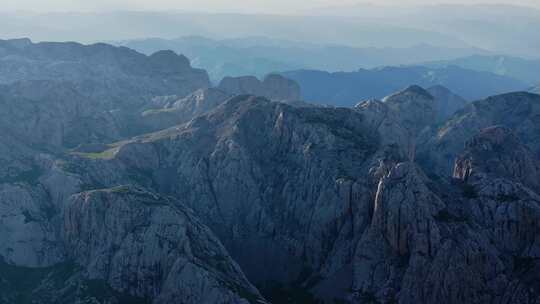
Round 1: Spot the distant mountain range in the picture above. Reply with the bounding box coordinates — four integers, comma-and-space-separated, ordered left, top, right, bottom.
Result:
423, 54, 540, 85
282, 65, 527, 107
3, 4, 540, 57
304, 3, 540, 57
116, 36, 489, 82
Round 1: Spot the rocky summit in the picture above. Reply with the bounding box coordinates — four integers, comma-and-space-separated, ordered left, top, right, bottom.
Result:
218, 74, 301, 101
1, 38, 540, 304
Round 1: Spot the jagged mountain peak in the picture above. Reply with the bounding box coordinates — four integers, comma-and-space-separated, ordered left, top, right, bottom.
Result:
427, 84, 469, 121
383, 84, 434, 102
381, 85, 437, 139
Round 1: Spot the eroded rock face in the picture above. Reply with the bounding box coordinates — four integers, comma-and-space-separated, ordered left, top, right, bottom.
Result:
351, 160, 540, 303
454, 126, 540, 190
350, 122, 540, 304
420, 92, 540, 176
64, 186, 266, 304
218, 74, 301, 101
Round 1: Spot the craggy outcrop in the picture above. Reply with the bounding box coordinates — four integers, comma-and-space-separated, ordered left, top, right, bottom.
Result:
419, 92, 540, 175
64, 186, 267, 304
454, 126, 540, 190
350, 123, 540, 303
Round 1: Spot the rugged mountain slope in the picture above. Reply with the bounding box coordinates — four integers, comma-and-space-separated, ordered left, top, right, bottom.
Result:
0, 39, 218, 146
351, 126, 540, 303
382, 85, 437, 137
218, 74, 301, 101
282, 65, 526, 106
353, 85, 438, 161
70, 95, 412, 301
0, 80, 121, 149
83, 92, 540, 304
427, 85, 469, 121
0, 156, 268, 303
1, 37, 540, 304
454, 126, 540, 190
64, 186, 266, 304
0, 40, 270, 304
2, 75, 540, 304
0, 38, 210, 109
0, 39, 209, 102
419, 92, 540, 175
532, 85, 540, 94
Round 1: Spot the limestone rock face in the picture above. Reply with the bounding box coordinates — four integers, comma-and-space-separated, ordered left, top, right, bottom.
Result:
64, 186, 266, 304
218, 74, 301, 101
420, 92, 540, 175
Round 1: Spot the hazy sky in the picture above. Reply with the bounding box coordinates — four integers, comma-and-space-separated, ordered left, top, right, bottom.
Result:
4, 0, 540, 14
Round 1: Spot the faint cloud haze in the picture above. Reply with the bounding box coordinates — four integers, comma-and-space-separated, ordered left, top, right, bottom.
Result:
3, 0, 540, 13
